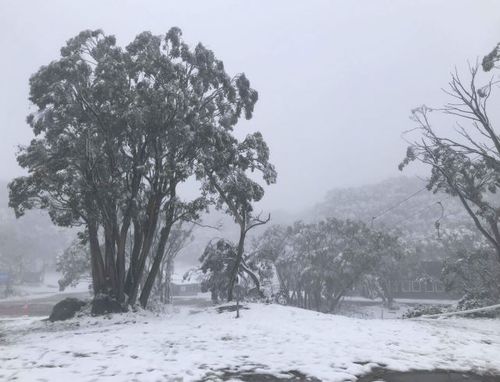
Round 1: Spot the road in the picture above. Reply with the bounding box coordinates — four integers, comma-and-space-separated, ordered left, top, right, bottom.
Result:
0, 292, 213, 317
0, 291, 90, 317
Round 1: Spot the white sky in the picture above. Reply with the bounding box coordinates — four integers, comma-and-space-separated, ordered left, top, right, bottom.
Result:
1, 0, 500, 212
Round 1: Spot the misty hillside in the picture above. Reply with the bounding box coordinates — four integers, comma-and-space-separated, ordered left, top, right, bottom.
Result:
0, 181, 75, 271
178, 177, 476, 272
310, 177, 473, 236
175, 208, 298, 273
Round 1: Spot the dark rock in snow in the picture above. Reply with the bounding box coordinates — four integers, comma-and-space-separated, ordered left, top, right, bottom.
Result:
49, 298, 86, 322
91, 294, 124, 316
216, 304, 249, 313
246, 287, 264, 300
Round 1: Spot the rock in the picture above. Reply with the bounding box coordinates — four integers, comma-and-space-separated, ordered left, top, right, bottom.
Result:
246, 287, 264, 300
49, 298, 86, 322
91, 294, 124, 316
216, 304, 249, 313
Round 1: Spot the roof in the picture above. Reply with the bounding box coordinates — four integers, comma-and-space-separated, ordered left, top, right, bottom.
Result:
420, 260, 444, 279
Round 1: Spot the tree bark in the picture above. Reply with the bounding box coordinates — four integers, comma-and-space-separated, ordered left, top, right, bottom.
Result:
88, 220, 106, 295
124, 219, 143, 296
127, 195, 162, 305
103, 223, 119, 297
227, 225, 246, 301
139, 221, 173, 308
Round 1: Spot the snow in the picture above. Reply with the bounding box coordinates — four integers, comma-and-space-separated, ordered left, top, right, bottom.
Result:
1, 302, 500, 381
342, 296, 457, 306
335, 297, 458, 319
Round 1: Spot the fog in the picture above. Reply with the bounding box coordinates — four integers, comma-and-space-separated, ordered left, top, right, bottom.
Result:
3, 3, 500, 379
1, 0, 500, 213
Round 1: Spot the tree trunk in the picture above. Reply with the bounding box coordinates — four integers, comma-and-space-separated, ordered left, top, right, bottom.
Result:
240, 261, 261, 292
103, 224, 118, 297
227, 226, 246, 301
139, 221, 173, 308
124, 219, 143, 296
115, 219, 130, 302
127, 195, 162, 305
88, 220, 106, 295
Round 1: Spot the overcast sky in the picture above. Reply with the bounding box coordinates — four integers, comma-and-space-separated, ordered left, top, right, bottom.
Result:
1, 0, 500, 212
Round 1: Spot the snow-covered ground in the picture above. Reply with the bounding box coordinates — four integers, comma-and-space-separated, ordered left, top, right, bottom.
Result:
1, 302, 500, 381
336, 298, 457, 319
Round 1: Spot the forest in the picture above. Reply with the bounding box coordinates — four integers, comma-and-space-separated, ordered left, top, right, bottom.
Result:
2, 26, 500, 317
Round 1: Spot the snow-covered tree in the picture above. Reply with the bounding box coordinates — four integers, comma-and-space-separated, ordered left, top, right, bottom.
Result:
198, 239, 235, 302
198, 134, 277, 300
400, 62, 500, 264
9, 28, 274, 310
57, 239, 91, 291
148, 222, 194, 303
252, 219, 403, 312
440, 228, 500, 308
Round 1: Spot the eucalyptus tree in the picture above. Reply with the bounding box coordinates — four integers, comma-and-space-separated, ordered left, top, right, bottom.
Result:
9, 27, 272, 309
198, 239, 235, 302
146, 222, 194, 304
252, 219, 399, 312
399, 62, 500, 263
57, 239, 91, 291
251, 225, 291, 300
197, 128, 277, 300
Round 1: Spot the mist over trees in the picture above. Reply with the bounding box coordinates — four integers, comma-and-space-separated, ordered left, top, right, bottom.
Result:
0, 180, 74, 280
249, 219, 404, 312
3, 4, 500, 381
311, 177, 470, 236
3, 21, 500, 320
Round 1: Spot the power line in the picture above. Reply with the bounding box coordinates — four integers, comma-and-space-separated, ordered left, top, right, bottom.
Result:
371, 186, 428, 227
389, 198, 448, 228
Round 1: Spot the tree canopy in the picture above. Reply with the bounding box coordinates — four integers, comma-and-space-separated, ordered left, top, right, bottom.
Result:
9, 27, 275, 309
399, 62, 500, 263
252, 218, 403, 311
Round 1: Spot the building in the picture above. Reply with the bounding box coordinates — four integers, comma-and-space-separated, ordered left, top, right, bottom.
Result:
170, 282, 201, 297
391, 261, 457, 300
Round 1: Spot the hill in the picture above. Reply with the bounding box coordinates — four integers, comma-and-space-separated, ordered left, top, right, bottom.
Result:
309, 177, 472, 237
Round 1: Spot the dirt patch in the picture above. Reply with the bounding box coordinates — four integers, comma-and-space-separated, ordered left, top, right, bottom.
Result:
202, 369, 500, 381
200, 369, 321, 381
358, 369, 500, 382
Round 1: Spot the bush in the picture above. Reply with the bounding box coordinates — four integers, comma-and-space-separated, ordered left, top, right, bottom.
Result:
403, 304, 446, 318
456, 293, 500, 318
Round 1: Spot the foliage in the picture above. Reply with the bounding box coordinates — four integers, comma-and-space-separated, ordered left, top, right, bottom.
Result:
198, 239, 236, 302
197, 134, 277, 300
399, 46, 500, 308
456, 294, 500, 317
56, 239, 91, 291
311, 177, 470, 239
402, 305, 446, 319
482, 43, 500, 72
148, 222, 194, 303
8, 27, 274, 309
252, 218, 403, 312
399, 64, 500, 264
442, 228, 500, 308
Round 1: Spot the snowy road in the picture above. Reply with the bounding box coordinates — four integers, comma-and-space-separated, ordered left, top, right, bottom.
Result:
1, 302, 500, 381
0, 291, 90, 317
